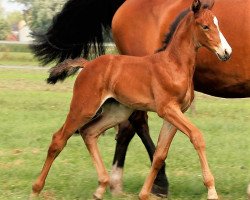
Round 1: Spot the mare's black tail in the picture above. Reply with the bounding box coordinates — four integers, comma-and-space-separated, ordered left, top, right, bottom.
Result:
31, 0, 125, 65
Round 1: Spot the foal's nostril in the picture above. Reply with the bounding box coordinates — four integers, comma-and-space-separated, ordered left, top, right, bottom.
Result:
224, 49, 231, 60
225, 50, 229, 56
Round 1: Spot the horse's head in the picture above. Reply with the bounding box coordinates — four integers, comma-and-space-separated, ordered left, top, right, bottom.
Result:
191, 0, 232, 61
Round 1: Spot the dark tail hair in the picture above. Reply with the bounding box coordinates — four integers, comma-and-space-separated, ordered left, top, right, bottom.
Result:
31, 0, 125, 65
47, 58, 88, 84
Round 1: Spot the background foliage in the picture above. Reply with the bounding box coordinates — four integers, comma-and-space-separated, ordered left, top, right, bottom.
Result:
23, 0, 66, 33
1, 0, 66, 37
0, 17, 10, 40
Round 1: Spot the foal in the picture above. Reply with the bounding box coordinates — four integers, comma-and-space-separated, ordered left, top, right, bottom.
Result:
32, 0, 231, 199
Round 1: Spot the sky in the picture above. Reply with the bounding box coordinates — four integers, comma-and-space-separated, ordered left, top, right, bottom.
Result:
1, 0, 25, 13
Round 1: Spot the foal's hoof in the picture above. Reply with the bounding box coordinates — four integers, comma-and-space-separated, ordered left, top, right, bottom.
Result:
207, 187, 218, 200
207, 196, 219, 200
29, 192, 39, 200
93, 193, 103, 200
151, 184, 168, 198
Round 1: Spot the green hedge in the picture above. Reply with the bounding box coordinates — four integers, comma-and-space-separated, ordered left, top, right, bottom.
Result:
0, 43, 31, 53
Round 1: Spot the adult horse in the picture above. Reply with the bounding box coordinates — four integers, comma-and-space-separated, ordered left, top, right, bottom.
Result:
31, 0, 250, 196
31, 1, 231, 199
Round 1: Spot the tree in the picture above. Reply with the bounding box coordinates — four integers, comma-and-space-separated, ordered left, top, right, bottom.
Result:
10, 0, 66, 33
0, 1, 4, 16
0, 2, 11, 40
7, 11, 24, 29
9, 0, 32, 8
0, 17, 10, 40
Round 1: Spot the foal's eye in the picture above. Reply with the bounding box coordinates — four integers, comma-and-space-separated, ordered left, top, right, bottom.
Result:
201, 25, 210, 30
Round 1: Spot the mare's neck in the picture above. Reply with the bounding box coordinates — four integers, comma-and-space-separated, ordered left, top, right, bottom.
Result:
165, 13, 199, 74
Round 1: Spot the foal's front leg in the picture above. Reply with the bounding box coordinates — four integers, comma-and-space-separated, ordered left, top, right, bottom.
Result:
111, 111, 169, 197
139, 121, 177, 200
163, 106, 218, 200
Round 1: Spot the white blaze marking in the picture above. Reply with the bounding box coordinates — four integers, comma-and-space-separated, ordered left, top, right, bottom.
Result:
213, 16, 232, 55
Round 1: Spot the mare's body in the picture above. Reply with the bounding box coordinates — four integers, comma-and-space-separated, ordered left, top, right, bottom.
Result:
113, 0, 250, 97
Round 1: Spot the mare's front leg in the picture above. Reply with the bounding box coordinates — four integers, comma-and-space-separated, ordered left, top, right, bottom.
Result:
139, 121, 177, 200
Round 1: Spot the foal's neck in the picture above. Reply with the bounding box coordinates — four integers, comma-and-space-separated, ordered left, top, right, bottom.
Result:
165, 13, 198, 73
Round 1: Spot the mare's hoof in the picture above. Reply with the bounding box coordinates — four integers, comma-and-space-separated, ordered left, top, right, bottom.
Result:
151, 184, 168, 198
110, 188, 123, 197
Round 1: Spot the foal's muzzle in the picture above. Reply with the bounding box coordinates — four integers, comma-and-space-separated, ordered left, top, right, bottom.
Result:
217, 49, 231, 61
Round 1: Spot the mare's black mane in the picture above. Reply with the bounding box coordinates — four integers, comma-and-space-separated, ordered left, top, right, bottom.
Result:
157, 8, 190, 52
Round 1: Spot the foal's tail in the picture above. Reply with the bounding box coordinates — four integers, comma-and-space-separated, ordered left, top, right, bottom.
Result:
31, 0, 125, 65
47, 58, 88, 84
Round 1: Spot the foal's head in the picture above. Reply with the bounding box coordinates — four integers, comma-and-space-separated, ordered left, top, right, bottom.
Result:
191, 0, 232, 61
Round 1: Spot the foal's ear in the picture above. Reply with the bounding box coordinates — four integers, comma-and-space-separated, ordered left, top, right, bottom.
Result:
202, 0, 215, 9
191, 0, 201, 13
191, 0, 215, 13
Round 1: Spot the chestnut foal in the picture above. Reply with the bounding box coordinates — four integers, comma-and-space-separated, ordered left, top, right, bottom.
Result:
32, 0, 231, 199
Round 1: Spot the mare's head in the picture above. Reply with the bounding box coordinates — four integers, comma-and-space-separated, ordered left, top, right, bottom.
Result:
191, 0, 232, 61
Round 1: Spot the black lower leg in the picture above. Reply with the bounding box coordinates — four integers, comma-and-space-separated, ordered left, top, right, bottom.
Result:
112, 120, 136, 167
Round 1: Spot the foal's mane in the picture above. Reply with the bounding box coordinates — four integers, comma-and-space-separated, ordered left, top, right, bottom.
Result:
157, 8, 190, 52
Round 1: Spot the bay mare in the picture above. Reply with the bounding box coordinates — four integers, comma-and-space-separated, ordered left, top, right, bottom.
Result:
31, 0, 249, 196
31, 1, 232, 199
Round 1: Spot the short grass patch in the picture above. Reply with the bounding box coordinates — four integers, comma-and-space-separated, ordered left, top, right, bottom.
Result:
0, 52, 39, 66
0, 46, 118, 67
0, 68, 249, 200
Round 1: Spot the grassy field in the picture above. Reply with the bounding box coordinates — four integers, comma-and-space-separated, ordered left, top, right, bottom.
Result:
0, 52, 39, 66
0, 46, 117, 66
0, 67, 249, 200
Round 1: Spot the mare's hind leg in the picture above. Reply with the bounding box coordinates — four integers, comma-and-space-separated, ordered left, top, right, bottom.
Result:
110, 111, 169, 197
80, 101, 133, 199
110, 120, 136, 195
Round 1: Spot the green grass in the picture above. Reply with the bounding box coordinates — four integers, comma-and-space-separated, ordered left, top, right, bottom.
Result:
0, 46, 118, 66
0, 52, 39, 66
0, 68, 249, 200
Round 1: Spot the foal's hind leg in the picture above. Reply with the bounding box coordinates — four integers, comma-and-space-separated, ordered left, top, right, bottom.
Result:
32, 85, 106, 196
32, 112, 92, 196
80, 102, 133, 199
